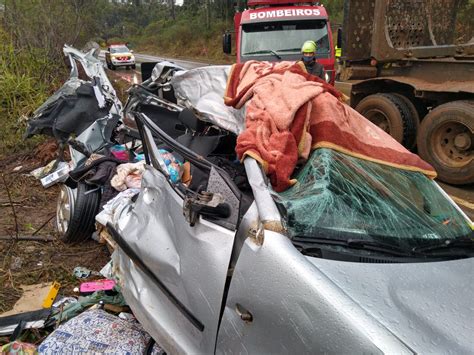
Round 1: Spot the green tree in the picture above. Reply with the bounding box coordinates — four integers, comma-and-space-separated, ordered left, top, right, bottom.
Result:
2, 0, 108, 62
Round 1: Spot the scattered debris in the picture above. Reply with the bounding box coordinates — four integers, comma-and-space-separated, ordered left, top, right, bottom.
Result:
39, 162, 70, 189
38, 309, 164, 354
30, 160, 58, 180
72, 267, 100, 279
0, 284, 51, 317
1, 340, 37, 354
99, 260, 113, 279
9, 257, 22, 271
41, 282, 60, 309
79, 279, 115, 296
48, 287, 127, 325
52, 297, 77, 309
0, 309, 51, 337
111, 161, 145, 191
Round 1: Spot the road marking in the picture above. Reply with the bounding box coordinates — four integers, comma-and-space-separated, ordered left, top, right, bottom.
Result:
450, 195, 474, 210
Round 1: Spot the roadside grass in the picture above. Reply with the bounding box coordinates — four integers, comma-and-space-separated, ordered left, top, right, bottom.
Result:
0, 32, 65, 157
120, 18, 234, 64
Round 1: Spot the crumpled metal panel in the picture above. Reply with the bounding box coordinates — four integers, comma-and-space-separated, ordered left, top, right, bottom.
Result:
32, 78, 83, 116
216, 231, 411, 354
150, 61, 184, 82
113, 165, 236, 354
27, 45, 122, 158
243, 158, 282, 230
172, 66, 246, 134
69, 114, 120, 168
63, 45, 120, 110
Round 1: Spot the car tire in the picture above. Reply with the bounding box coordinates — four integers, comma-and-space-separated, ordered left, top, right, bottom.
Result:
111, 64, 116, 70
132, 64, 136, 70
417, 100, 474, 185
355, 93, 418, 147
56, 182, 101, 243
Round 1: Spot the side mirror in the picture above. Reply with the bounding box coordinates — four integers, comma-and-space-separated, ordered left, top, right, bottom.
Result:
223, 32, 232, 54
130, 49, 134, 53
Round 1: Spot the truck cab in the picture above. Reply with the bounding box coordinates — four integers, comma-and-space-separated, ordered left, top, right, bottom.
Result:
223, 0, 335, 84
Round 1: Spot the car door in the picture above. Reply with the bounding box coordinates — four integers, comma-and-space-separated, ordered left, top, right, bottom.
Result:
111, 124, 240, 354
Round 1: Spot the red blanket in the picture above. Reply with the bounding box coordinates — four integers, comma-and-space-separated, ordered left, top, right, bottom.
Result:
224, 61, 436, 192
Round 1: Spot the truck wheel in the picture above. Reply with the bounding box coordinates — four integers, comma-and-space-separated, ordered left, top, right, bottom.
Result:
56, 182, 101, 243
392, 93, 420, 149
355, 93, 417, 147
417, 100, 474, 185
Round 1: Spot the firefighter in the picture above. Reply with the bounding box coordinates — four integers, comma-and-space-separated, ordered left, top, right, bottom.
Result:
299, 40, 326, 81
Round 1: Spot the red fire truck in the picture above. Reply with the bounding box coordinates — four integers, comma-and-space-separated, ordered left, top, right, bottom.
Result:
223, 0, 336, 84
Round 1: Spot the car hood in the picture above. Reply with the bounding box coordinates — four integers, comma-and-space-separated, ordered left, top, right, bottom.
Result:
307, 256, 474, 354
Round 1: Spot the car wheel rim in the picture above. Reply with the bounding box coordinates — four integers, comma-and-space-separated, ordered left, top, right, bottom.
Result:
56, 185, 75, 235
432, 120, 473, 168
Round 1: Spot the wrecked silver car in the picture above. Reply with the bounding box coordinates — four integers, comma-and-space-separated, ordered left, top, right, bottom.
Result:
101, 63, 474, 353
26, 45, 123, 242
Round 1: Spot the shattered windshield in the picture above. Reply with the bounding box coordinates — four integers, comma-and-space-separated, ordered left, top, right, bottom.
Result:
110, 46, 130, 54
273, 148, 472, 250
241, 20, 329, 58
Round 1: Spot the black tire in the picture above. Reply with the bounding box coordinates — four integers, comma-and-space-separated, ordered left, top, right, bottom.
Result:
56, 182, 101, 243
355, 93, 417, 147
111, 64, 116, 70
392, 93, 420, 150
417, 100, 474, 185
132, 64, 136, 70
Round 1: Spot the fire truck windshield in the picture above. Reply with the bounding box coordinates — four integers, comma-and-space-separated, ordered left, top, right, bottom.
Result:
241, 20, 329, 60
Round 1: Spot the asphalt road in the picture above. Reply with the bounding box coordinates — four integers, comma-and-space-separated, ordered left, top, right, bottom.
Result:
102, 52, 474, 221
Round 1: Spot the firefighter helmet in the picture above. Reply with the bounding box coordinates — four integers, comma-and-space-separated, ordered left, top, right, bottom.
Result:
301, 40, 317, 53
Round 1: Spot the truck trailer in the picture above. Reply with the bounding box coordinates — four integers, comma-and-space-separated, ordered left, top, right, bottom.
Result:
340, 0, 473, 185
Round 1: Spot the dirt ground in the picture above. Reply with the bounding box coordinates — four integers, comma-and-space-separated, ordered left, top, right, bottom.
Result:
0, 144, 111, 314
0, 70, 132, 319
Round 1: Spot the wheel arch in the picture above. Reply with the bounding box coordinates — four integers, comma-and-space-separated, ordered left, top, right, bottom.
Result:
350, 78, 474, 109
351, 79, 420, 108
